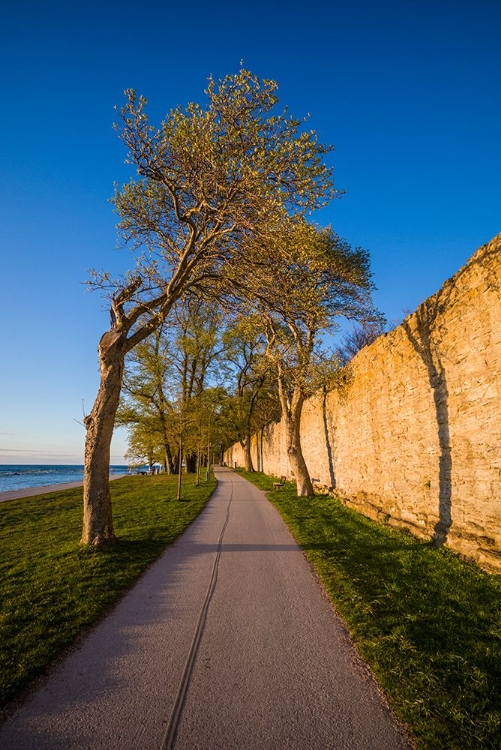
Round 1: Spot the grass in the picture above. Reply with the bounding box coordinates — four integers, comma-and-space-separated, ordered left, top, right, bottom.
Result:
0, 473, 216, 709
237, 469, 501, 750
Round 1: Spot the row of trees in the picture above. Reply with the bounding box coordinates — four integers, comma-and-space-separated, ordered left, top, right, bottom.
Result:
81, 69, 381, 546
117, 289, 385, 488
116, 302, 277, 476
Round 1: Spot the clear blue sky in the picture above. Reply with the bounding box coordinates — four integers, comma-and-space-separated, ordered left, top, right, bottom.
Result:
1, 0, 499, 464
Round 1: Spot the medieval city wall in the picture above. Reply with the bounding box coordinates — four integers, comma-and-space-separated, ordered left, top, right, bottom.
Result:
225, 234, 501, 571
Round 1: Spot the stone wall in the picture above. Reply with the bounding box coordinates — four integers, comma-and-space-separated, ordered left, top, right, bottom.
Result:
225, 234, 501, 571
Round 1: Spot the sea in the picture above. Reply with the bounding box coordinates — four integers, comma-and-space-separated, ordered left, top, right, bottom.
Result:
0, 465, 128, 494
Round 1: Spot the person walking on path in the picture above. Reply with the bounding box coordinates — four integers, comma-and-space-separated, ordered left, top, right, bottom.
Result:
0, 467, 411, 749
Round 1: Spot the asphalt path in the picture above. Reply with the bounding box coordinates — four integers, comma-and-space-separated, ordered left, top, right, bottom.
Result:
0, 467, 412, 749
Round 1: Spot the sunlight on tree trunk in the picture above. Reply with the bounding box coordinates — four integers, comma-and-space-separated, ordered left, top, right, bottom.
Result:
244, 430, 254, 473
280, 386, 315, 497
254, 222, 381, 499
82, 330, 125, 545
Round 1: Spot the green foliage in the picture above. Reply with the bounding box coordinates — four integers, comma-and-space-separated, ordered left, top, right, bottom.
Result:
0, 475, 215, 708
87, 68, 338, 375
98, 68, 337, 321
220, 314, 280, 456
118, 300, 228, 469
229, 221, 383, 494
237, 470, 501, 750
117, 69, 335, 234
229, 219, 383, 411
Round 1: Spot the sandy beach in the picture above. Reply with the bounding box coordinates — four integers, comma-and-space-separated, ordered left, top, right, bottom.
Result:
0, 474, 127, 503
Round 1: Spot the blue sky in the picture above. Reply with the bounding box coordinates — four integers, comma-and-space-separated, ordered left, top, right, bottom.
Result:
1, 0, 499, 464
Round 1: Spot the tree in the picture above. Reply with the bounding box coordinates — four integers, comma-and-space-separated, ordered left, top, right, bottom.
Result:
246, 220, 380, 496
117, 326, 175, 472
169, 299, 226, 472
118, 299, 225, 476
335, 320, 386, 365
124, 420, 162, 470
82, 68, 335, 545
221, 314, 279, 471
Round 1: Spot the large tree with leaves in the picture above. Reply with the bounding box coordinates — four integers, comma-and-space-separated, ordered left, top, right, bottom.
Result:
82, 69, 336, 545
243, 219, 381, 496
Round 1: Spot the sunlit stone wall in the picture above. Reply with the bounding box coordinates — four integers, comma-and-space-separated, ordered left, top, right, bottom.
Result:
225, 233, 501, 570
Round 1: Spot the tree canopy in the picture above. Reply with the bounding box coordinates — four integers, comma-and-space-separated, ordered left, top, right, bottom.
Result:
82, 69, 338, 545
237, 220, 381, 494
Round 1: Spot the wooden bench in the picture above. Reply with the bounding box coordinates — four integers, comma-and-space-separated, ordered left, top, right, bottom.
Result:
273, 476, 287, 490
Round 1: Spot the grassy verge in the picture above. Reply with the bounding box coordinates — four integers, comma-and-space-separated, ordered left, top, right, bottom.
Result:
0, 474, 216, 709
237, 469, 501, 750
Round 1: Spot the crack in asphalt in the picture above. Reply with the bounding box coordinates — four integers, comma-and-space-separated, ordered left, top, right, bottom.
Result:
161, 476, 234, 750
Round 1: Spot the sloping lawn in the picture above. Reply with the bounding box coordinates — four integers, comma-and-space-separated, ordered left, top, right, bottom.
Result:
0, 474, 216, 709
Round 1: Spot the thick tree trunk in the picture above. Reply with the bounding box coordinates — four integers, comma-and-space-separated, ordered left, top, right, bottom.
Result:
164, 450, 172, 474
172, 453, 180, 475
243, 428, 254, 472
282, 390, 315, 497
164, 443, 174, 474
81, 329, 126, 546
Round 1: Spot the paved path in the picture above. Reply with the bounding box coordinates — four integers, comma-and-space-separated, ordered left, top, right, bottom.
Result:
0, 468, 411, 749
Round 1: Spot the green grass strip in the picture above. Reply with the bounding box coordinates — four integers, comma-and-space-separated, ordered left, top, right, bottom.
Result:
0, 474, 216, 708
237, 469, 501, 750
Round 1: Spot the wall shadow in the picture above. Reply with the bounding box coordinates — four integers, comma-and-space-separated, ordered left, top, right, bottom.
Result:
403, 296, 453, 546
257, 428, 264, 473
321, 388, 336, 489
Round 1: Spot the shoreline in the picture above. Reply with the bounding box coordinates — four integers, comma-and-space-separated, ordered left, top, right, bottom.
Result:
0, 474, 127, 503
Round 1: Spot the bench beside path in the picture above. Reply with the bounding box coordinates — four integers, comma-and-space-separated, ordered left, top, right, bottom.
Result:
0, 467, 411, 749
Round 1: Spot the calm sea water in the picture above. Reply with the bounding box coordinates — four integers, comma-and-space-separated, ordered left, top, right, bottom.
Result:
0, 465, 128, 493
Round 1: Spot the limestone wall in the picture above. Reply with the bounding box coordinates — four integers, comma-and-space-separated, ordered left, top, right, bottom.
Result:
225, 234, 501, 571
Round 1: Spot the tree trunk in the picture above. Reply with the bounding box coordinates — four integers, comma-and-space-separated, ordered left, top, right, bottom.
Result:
82, 329, 126, 546
159, 395, 174, 474
243, 428, 254, 472
195, 444, 201, 486
177, 435, 183, 500
172, 453, 180, 475
282, 390, 315, 497
163, 443, 174, 474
